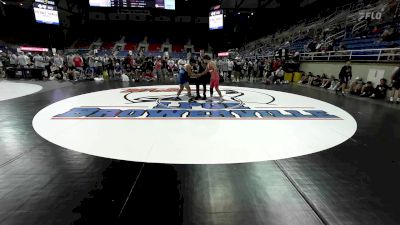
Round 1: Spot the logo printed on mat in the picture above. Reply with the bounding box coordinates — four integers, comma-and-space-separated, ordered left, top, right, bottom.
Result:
32, 86, 357, 164
53, 87, 341, 120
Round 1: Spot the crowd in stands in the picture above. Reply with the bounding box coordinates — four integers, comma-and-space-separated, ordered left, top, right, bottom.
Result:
0, 48, 292, 85
1, 49, 399, 104
240, 0, 400, 59
215, 57, 290, 84
0, 50, 185, 82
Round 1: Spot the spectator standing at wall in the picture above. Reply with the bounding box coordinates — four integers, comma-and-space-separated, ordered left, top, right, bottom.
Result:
43, 53, 51, 78
242, 60, 248, 80
389, 67, 400, 103
252, 59, 258, 79
9, 52, 17, 67
52, 54, 64, 80
227, 59, 234, 81
154, 56, 163, 81
161, 57, 169, 79
258, 60, 265, 81
233, 59, 242, 83
94, 55, 103, 76
247, 59, 254, 81
17, 52, 30, 79
336, 60, 352, 95
33, 53, 44, 71
106, 57, 114, 79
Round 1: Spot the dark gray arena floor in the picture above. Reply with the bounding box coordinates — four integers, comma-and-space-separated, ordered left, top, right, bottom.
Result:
1, 79, 400, 225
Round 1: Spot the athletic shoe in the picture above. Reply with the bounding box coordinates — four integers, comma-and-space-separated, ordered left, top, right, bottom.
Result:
202, 96, 207, 100
195, 96, 201, 100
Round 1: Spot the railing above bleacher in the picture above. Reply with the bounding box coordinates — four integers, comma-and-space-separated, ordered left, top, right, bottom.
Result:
300, 48, 400, 62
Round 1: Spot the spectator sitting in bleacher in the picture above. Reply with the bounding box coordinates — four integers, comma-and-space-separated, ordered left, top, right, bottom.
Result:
381, 27, 394, 42
311, 75, 323, 87
298, 72, 312, 84
329, 77, 340, 90
125, 63, 134, 80
339, 42, 347, 51
274, 66, 285, 84
307, 40, 317, 52
307, 73, 317, 85
371, 26, 382, 35
370, 79, 389, 99
320, 75, 334, 89
360, 81, 374, 97
349, 77, 364, 95
114, 63, 122, 80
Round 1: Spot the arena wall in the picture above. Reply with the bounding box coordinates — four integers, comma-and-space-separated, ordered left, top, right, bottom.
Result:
300, 61, 399, 82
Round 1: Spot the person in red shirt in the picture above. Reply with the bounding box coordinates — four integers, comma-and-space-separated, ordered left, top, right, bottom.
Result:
154, 56, 163, 81
73, 54, 83, 68
371, 26, 382, 34
71, 54, 83, 81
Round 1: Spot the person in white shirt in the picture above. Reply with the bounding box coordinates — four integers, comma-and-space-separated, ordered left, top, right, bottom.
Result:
178, 58, 186, 70
17, 52, 30, 79
53, 54, 63, 68
94, 56, 103, 76
17, 52, 30, 67
227, 60, 234, 80
33, 54, 44, 69
86, 55, 95, 77
9, 52, 17, 66
53, 54, 65, 80
42, 53, 52, 77
67, 54, 74, 68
